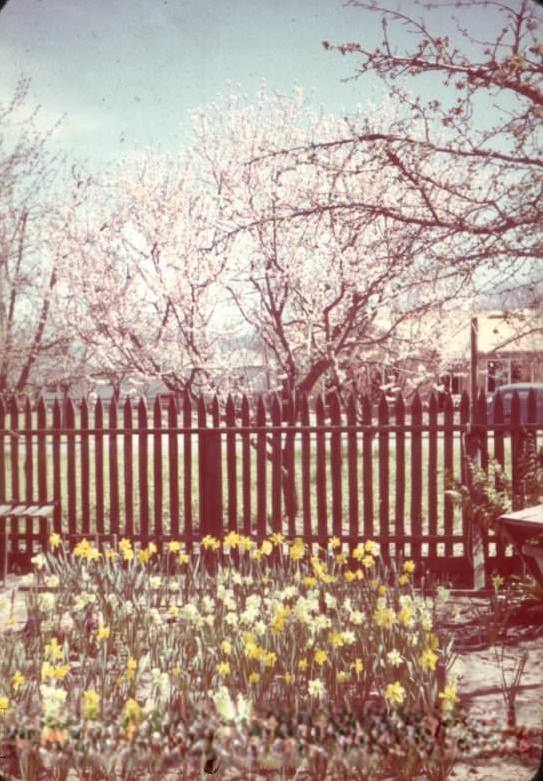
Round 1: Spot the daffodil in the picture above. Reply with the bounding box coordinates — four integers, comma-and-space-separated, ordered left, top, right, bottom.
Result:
82, 689, 100, 720
12, 671, 26, 692
314, 648, 328, 665
168, 540, 181, 553
49, 532, 62, 549
217, 661, 230, 678
419, 648, 439, 672
403, 560, 416, 574
438, 683, 459, 712
385, 681, 406, 705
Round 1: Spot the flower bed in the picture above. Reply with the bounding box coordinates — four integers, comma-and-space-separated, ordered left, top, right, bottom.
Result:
0, 533, 538, 779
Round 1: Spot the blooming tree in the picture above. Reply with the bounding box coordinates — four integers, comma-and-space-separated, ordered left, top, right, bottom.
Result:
189, 88, 475, 402
0, 78, 91, 397
319, 0, 542, 317
57, 152, 239, 399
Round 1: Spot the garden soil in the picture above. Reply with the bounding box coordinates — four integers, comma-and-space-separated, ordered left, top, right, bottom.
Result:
1, 577, 541, 780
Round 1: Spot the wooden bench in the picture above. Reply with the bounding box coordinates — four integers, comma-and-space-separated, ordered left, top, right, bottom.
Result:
0, 502, 56, 587
496, 504, 543, 589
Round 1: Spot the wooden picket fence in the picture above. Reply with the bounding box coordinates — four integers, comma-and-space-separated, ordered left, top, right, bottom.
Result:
0, 388, 541, 587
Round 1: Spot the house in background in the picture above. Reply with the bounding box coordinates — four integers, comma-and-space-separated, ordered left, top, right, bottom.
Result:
438, 310, 543, 398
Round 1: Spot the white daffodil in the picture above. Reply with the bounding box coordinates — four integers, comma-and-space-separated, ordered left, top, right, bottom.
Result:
308, 679, 325, 699
386, 650, 403, 667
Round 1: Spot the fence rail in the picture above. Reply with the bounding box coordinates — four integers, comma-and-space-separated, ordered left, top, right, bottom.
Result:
0, 388, 541, 587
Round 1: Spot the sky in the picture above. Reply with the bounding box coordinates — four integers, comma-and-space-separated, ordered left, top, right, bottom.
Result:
0, 0, 505, 169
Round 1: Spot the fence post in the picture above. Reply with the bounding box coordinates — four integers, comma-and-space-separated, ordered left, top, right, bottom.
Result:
464, 390, 486, 590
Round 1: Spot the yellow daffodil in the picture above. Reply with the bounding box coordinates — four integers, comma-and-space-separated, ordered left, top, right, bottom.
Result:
12, 671, 26, 692
398, 574, 410, 586
168, 540, 181, 553
352, 658, 364, 675
345, 571, 356, 582
419, 648, 439, 672
0, 696, 9, 713
49, 532, 61, 549
44, 637, 64, 662
248, 671, 260, 684
365, 540, 380, 556
126, 657, 138, 679
374, 607, 397, 628
178, 552, 189, 565
438, 683, 459, 712
328, 536, 341, 549
284, 672, 294, 684
260, 540, 273, 556
202, 535, 221, 550
385, 681, 406, 705
82, 689, 100, 720
220, 640, 232, 655
217, 661, 230, 678
335, 553, 348, 565
492, 574, 505, 589
403, 560, 415, 574
303, 576, 317, 587
123, 698, 141, 723
337, 671, 348, 683
298, 658, 308, 671
96, 624, 110, 641
314, 649, 328, 666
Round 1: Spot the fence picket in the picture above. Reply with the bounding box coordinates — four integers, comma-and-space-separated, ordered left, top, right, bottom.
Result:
315, 394, 327, 553
329, 392, 343, 543
346, 393, 359, 546
37, 399, 47, 551
378, 394, 389, 562
95, 399, 104, 536
9, 398, 20, 560
123, 399, 134, 540
153, 397, 163, 554
362, 394, 374, 542
183, 391, 193, 552
168, 396, 180, 541
427, 393, 438, 562
410, 393, 422, 562
52, 400, 62, 537
109, 399, 120, 544
24, 399, 33, 557
284, 392, 297, 539
138, 398, 149, 548
271, 394, 282, 535
299, 393, 312, 544
395, 394, 405, 559
81, 399, 90, 536
65, 398, 77, 542
241, 394, 251, 539
256, 396, 267, 541
443, 393, 454, 560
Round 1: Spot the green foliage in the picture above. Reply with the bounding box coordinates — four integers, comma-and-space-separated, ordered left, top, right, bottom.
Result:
445, 458, 512, 534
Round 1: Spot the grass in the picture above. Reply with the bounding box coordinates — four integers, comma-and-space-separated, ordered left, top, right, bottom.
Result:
1, 427, 522, 568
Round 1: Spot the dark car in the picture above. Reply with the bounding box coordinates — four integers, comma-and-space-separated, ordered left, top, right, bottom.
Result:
487, 383, 543, 424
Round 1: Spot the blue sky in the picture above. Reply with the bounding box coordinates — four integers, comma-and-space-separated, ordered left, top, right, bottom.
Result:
0, 0, 505, 168
0, 0, 380, 166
